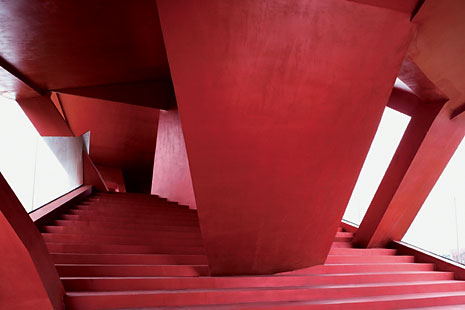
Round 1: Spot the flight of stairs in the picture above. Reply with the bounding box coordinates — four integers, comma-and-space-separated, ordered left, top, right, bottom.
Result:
40, 192, 465, 309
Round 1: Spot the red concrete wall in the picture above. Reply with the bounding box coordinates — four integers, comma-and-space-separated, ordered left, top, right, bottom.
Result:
97, 165, 127, 193
59, 93, 159, 193
158, 0, 414, 275
0, 173, 64, 310
152, 109, 196, 208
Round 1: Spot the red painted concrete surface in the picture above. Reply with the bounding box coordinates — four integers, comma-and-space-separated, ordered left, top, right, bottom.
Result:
348, 0, 420, 14
55, 80, 175, 110
17, 96, 74, 136
354, 0, 465, 247
354, 90, 445, 248
36, 192, 465, 309
157, 0, 414, 275
96, 165, 127, 193
357, 105, 465, 248
83, 152, 109, 193
58, 93, 160, 193
0, 0, 170, 98
0, 173, 64, 310
152, 109, 196, 209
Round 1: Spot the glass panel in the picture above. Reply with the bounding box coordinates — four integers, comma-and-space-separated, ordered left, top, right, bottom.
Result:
343, 107, 411, 225
0, 97, 84, 212
403, 136, 465, 264
33, 136, 84, 207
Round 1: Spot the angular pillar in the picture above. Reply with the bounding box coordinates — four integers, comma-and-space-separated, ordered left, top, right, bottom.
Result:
152, 109, 196, 208
354, 99, 465, 247
0, 173, 64, 310
158, 0, 414, 274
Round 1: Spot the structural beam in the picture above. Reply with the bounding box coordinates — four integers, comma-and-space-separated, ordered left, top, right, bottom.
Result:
354, 90, 446, 247
17, 96, 74, 136
54, 80, 176, 110
0, 55, 49, 97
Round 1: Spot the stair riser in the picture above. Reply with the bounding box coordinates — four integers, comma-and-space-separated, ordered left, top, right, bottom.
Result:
325, 255, 414, 264
64, 282, 465, 309
331, 242, 352, 248
57, 265, 209, 277
70, 207, 198, 219
60, 214, 199, 226
329, 248, 397, 255
53, 220, 201, 232
333, 236, 352, 242
42, 233, 203, 247
285, 264, 434, 274
52, 253, 208, 265
47, 243, 205, 255
335, 232, 353, 238
82, 201, 185, 208
62, 272, 454, 291
42, 226, 202, 239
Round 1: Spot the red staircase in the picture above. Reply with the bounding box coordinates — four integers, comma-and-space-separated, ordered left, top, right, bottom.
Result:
40, 192, 465, 309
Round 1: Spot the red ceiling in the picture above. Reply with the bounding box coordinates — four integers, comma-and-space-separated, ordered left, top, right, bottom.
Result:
0, 0, 169, 98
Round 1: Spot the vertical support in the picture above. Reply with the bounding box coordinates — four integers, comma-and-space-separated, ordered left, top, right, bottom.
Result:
0, 173, 64, 310
158, 0, 414, 274
354, 98, 465, 248
151, 109, 196, 208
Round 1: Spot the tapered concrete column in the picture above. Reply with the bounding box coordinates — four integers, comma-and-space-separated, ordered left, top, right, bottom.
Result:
152, 108, 196, 208
0, 173, 64, 310
158, 0, 415, 275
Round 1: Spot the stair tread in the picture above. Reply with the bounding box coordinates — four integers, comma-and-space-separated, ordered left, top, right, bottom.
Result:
93, 291, 465, 309
46, 194, 464, 309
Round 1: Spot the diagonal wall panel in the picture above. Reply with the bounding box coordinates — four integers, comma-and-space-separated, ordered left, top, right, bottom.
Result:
158, 0, 414, 275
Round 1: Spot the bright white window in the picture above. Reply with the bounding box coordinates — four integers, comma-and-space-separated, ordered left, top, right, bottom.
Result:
403, 136, 465, 264
0, 96, 83, 212
343, 107, 411, 224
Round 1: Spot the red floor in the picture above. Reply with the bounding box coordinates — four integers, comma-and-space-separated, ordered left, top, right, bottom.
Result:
40, 192, 465, 309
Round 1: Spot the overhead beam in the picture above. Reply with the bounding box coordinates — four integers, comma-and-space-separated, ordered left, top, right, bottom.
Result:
53, 80, 176, 110
354, 90, 446, 248
0, 56, 49, 97
398, 57, 449, 104
17, 96, 74, 136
